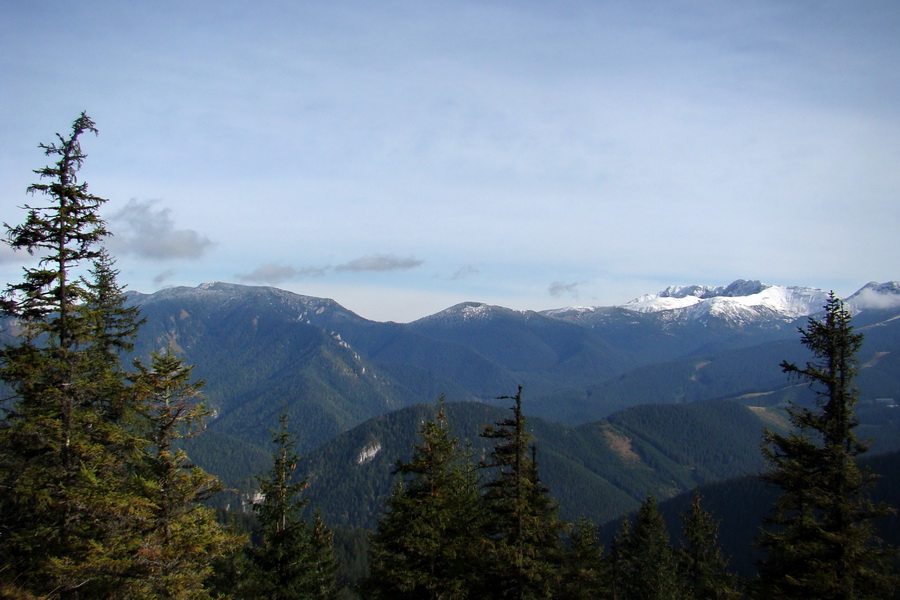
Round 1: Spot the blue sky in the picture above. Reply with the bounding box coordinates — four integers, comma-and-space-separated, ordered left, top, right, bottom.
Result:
2, 1, 898, 322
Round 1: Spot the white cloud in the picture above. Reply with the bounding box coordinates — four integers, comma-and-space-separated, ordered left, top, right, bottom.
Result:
850, 287, 900, 311
549, 281, 579, 298
335, 254, 423, 273
109, 199, 214, 260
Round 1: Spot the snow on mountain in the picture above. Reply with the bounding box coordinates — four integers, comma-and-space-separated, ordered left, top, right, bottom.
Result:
411, 301, 532, 326
131, 281, 371, 327
619, 280, 829, 325
845, 282, 900, 311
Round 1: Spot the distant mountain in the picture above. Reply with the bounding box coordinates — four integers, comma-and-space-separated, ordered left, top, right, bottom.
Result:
408, 302, 629, 395
128, 282, 410, 451
4, 276, 897, 536
115, 279, 900, 458
846, 281, 900, 311
292, 397, 900, 531
613, 279, 827, 324
292, 399, 788, 530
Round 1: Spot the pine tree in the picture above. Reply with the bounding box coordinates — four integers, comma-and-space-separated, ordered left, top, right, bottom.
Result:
0, 113, 146, 598
81, 249, 144, 366
609, 494, 679, 600
306, 512, 341, 600
677, 493, 739, 600
559, 516, 611, 600
364, 397, 485, 600
759, 293, 897, 600
129, 349, 243, 599
246, 412, 339, 600
80, 249, 145, 424
756, 293, 897, 600
479, 386, 565, 599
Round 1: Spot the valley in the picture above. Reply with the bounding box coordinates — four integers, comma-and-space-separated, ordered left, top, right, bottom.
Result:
123, 280, 900, 530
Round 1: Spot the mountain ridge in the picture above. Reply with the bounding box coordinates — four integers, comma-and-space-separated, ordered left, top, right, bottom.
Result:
133, 278, 899, 326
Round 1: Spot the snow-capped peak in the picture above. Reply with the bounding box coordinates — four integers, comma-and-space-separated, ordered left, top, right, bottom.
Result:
845, 282, 900, 311
412, 301, 533, 326
619, 280, 828, 324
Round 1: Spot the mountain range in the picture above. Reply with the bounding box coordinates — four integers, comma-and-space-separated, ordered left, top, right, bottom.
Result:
112, 278, 900, 526
127, 279, 900, 431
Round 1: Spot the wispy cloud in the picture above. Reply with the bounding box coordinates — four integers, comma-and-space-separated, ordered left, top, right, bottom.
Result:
549, 281, 579, 298
109, 199, 215, 260
153, 269, 177, 286
450, 265, 480, 280
237, 263, 327, 285
335, 254, 423, 273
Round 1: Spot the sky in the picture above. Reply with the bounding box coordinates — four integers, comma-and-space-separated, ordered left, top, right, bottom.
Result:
1, 1, 898, 322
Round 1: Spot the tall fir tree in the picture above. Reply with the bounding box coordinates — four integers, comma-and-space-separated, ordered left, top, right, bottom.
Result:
364, 397, 485, 600
479, 386, 565, 600
128, 349, 244, 599
305, 512, 341, 600
756, 293, 897, 600
81, 249, 144, 366
609, 494, 679, 600
80, 249, 145, 423
246, 411, 339, 600
0, 113, 146, 598
676, 493, 740, 600
559, 516, 611, 600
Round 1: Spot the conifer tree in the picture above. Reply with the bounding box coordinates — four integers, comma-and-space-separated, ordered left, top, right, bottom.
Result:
246, 412, 339, 600
756, 293, 897, 600
306, 512, 341, 599
0, 113, 146, 598
609, 494, 679, 600
80, 249, 145, 423
129, 349, 243, 599
0, 113, 244, 599
677, 493, 739, 600
479, 386, 565, 599
364, 397, 485, 600
81, 249, 144, 365
560, 516, 611, 600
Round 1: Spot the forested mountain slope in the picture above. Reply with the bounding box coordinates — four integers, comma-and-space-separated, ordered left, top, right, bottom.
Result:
292, 395, 900, 531
602, 450, 900, 577
285, 399, 791, 529
121, 281, 900, 456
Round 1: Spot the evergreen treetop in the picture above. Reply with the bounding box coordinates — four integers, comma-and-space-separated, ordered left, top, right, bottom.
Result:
3, 111, 108, 344
364, 396, 485, 600
757, 293, 897, 600
479, 387, 565, 599
246, 411, 339, 600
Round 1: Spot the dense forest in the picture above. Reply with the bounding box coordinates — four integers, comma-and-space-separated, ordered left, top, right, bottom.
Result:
1, 115, 897, 599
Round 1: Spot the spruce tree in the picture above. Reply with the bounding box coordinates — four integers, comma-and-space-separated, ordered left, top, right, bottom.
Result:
306, 512, 341, 600
246, 412, 339, 600
364, 397, 485, 600
127, 350, 242, 599
677, 493, 739, 600
0, 113, 145, 598
609, 494, 679, 600
479, 387, 565, 599
80, 249, 145, 424
756, 293, 897, 600
81, 249, 144, 366
560, 516, 611, 600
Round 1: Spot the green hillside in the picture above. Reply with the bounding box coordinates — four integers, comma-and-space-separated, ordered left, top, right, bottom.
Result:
286, 398, 791, 530
603, 450, 900, 577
